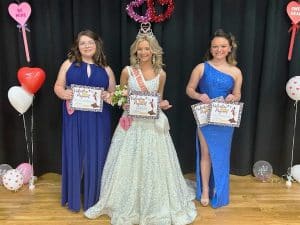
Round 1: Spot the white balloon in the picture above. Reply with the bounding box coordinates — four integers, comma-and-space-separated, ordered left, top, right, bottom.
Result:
2, 169, 24, 191
8, 86, 33, 114
291, 164, 300, 182
286, 76, 300, 101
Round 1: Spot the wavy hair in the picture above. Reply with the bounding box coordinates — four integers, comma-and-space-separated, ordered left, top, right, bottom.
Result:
67, 30, 107, 67
129, 35, 164, 74
204, 29, 238, 66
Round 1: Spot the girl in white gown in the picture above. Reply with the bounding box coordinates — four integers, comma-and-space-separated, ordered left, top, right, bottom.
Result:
84, 28, 197, 225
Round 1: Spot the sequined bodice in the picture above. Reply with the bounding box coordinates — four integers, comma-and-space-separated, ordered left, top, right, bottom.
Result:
127, 66, 160, 92
197, 62, 234, 98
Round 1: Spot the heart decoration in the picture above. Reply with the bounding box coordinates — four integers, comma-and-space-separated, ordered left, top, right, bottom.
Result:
8, 2, 31, 26
17, 67, 46, 94
126, 0, 151, 23
287, 1, 300, 24
126, 0, 175, 23
147, 0, 175, 23
8, 86, 33, 114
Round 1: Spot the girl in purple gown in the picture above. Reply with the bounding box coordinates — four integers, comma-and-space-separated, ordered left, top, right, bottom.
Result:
186, 29, 243, 208
54, 30, 116, 212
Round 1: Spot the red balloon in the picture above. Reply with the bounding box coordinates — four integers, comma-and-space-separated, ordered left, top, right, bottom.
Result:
17, 67, 46, 94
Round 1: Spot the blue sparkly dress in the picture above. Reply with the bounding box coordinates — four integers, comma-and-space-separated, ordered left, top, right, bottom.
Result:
61, 62, 111, 212
195, 62, 234, 208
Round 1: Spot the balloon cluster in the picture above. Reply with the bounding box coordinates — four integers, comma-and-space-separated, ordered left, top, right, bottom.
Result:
126, 0, 175, 23
8, 67, 46, 114
0, 163, 33, 192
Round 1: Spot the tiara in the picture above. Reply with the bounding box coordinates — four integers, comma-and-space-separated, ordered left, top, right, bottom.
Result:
136, 22, 154, 38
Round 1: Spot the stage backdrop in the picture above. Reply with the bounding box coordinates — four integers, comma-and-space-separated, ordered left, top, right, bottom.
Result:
0, 0, 300, 176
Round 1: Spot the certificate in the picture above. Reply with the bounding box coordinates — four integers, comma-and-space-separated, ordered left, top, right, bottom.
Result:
127, 90, 160, 119
70, 84, 103, 112
191, 103, 210, 127
208, 101, 244, 127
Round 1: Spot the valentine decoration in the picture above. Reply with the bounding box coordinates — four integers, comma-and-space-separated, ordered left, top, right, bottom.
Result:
284, 76, 300, 187
2, 169, 24, 191
17, 67, 46, 94
126, 0, 151, 23
252, 160, 273, 182
147, 0, 175, 23
286, 1, 300, 61
291, 164, 300, 182
126, 0, 175, 23
8, 86, 33, 114
16, 162, 33, 184
0, 164, 13, 185
286, 76, 300, 101
8, 2, 32, 63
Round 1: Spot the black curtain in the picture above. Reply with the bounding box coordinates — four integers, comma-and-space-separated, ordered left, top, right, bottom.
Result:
1, 0, 299, 176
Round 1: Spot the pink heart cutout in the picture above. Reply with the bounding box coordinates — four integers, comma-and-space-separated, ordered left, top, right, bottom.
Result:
8, 2, 31, 26
287, 1, 300, 24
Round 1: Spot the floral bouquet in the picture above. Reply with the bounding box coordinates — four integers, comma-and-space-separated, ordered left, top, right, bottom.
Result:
111, 85, 128, 107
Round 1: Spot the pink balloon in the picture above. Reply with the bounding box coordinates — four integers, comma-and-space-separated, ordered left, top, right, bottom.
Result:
16, 163, 33, 184
286, 76, 300, 101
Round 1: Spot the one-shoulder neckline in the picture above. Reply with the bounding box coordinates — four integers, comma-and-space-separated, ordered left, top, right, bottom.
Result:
205, 62, 234, 81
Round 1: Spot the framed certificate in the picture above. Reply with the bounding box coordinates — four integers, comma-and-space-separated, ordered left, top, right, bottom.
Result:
127, 90, 160, 119
191, 103, 210, 127
208, 101, 244, 127
70, 84, 103, 112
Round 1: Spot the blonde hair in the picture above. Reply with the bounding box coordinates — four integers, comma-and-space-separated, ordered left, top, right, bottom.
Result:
129, 35, 164, 74
204, 29, 238, 66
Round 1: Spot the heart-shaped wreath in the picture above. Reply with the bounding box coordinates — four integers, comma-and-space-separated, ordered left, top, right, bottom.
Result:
126, 0, 175, 23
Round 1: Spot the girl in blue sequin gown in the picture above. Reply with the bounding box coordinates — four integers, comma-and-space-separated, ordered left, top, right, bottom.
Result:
186, 29, 243, 208
54, 30, 116, 212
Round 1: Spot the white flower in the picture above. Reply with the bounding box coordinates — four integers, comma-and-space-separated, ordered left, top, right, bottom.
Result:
117, 99, 123, 106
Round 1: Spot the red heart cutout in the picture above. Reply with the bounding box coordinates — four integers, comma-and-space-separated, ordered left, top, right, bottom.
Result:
287, 1, 300, 24
147, 0, 175, 23
17, 67, 46, 94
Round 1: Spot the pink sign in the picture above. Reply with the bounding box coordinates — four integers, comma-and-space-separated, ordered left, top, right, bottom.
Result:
8, 2, 31, 26
287, 1, 300, 24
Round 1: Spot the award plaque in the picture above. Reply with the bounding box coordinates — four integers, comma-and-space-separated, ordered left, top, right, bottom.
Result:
208, 101, 243, 127
70, 84, 103, 112
127, 90, 160, 119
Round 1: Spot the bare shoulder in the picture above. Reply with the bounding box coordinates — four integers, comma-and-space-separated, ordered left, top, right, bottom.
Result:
121, 66, 129, 75
159, 69, 166, 79
104, 65, 114, 76
192, 63, 205, 75
61, 59, 72, 69
230, 65, 243, 80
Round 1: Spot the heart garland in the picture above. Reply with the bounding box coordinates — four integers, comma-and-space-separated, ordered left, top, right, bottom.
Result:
126, 0, 175, 23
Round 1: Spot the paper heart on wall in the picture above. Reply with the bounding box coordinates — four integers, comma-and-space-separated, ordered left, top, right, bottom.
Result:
287, 1, 300, 24
8, 2, 31, 26
17, 67, 46, 94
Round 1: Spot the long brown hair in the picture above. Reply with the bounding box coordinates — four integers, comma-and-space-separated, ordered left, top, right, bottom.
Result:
67, 30, 108, 67
204, 29, 238, 66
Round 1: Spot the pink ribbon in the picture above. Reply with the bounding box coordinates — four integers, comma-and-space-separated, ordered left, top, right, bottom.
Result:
16, 24, 31, 63
119, 116, 133, 131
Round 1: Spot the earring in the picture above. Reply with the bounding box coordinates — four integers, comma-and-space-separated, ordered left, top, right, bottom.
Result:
152, 55, 156, 64
136, 56, 140, 64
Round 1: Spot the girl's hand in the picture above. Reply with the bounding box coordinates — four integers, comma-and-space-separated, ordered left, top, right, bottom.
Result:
102, 91, 112, 104
122, 103, 129, 111
159, 100, 172, 110
63, 89, 73, 100
199, 93, 211, 104
225, 94, 235, 102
